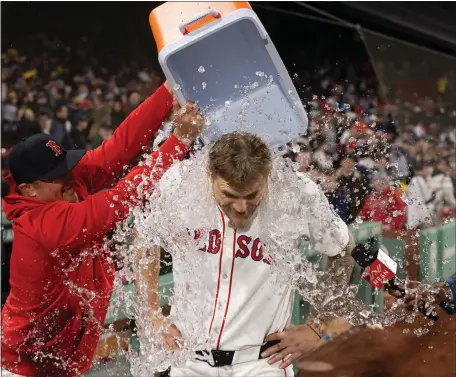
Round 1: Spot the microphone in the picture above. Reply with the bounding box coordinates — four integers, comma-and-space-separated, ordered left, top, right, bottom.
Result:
351, 240, 439, 321
351, 241, 397, 290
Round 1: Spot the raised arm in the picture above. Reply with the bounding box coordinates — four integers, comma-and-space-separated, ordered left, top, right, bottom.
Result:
80, 84, 173, 194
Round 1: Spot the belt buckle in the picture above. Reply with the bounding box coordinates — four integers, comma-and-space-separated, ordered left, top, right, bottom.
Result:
195, 350, 216, 367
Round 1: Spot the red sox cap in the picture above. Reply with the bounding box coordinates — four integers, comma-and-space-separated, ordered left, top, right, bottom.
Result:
8, 134, 86, 185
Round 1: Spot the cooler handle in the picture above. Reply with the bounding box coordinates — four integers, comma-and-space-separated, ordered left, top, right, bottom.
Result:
179, 8, 221, 35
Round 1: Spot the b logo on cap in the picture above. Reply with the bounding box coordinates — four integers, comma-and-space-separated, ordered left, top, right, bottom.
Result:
46, 141, 62, 156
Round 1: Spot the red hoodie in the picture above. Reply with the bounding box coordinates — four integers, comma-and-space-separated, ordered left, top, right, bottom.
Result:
1, 85, 188, 377
359, 186, 406, 230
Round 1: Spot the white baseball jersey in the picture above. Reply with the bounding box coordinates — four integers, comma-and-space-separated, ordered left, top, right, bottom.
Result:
155, 161, 349, 354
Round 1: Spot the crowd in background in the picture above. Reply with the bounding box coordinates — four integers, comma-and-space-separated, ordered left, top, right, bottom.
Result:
2, 33, 456, 232
1, 34, 164, 154
284, 55, 456, 230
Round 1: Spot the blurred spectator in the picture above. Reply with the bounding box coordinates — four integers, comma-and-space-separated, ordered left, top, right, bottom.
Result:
50, 104, 71, 144
111, 98, 127, 127
126, 91, 142, 114
68, 96, 84, 126
408, 158, 456, 224
310, 134, 333, 170
310, 167, 350, 223
431, 158, 456, 219
406, 160, 435, 229
375, 122, 413, 183
64, 113, 89, 150
38, 108, 53, 134
296, 151, 312, 176
36, 91, 51, 113
91, 123, 114, 149
359, 169, 406, 231
335, 151, 369, 224
2, 92, 18, 122
17, 107, 41, 139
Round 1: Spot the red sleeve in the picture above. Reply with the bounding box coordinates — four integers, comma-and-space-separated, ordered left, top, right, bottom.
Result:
36, 134, 187, 252
390, 191, 406, 230
79, 85, 173, 194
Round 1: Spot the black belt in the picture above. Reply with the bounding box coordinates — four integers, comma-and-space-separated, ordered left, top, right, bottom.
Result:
195, 340, 280, 367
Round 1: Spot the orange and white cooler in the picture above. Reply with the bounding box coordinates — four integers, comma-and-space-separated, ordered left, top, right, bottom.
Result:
150, 2, 308, 147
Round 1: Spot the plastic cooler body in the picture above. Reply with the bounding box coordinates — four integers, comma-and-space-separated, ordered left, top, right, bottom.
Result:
150, 5, 308, 148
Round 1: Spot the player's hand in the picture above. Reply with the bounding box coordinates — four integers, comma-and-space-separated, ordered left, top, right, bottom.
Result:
153, 318, 184, 350
388, 280, 449, 311
388, 280, 424, 310
172, 102, 205, 147
261, 325, 321, 369
162, 323, 184, 350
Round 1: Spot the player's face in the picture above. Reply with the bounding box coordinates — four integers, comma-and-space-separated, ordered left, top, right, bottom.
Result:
212, 176, 267, 230
17, 172, 78, 203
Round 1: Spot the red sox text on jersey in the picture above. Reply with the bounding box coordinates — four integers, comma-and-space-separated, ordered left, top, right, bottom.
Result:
195, 230, 272, 265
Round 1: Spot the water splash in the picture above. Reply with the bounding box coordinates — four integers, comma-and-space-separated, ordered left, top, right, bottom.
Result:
115, 148, 416, 375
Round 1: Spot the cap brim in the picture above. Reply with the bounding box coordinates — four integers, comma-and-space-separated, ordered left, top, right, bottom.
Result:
39, 149, 86, 181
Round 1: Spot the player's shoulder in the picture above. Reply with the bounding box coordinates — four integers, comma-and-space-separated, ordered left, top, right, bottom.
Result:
159, 161, 185, 192
296, 173, 322, 197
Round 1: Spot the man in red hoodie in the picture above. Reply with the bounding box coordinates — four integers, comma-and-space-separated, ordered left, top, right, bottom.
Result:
359, 170, 406, 231
1, 83, 204, 377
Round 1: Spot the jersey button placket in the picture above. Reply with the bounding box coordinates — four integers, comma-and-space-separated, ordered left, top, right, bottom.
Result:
211, 226, 233, 347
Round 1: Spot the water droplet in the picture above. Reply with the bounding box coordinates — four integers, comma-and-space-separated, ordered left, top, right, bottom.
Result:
173, 84, 181, 91
198, 66, 205, 73
255, 71, 265, 77
202, 82, 207, 90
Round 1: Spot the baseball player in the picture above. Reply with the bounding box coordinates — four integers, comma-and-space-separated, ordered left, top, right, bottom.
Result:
136, 132, 355, 377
